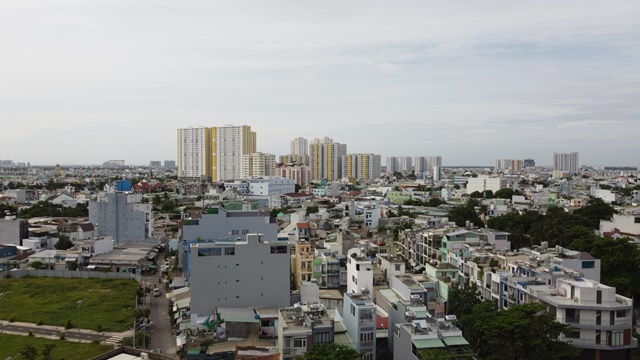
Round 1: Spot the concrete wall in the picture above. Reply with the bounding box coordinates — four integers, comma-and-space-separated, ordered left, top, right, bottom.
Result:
4, 269, 140, 281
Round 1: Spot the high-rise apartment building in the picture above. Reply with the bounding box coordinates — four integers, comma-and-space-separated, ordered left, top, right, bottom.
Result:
342, 153, 381, 180
177, 127, 211, 179
213, 125, 257, 181
415, 156, 442, 178
242, 152, 276, 178
495, 159, 524, 173
523, 159, 535, 168
279, 154, 309, 166
309, 137, 347, 181
386, 157, 399, 174
386, 156, 415, 174
553, 152, 580, 174
290, 137, 308, 156
177, 125, 257, 181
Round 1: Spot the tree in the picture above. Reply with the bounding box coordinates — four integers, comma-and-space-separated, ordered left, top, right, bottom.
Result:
55, 235, 74, 250
449, 200, 484, 228
469, 191, 482, 199
572, 198, 617, 229
42, 343, 56, 360
30, 261, 43, 269
494, 188, 517, 199
425, 198, 444, 207
585, 237, 640, 300
294, 343, 361, 360
447, 280, 482, 322
464, 302, 581, 360
21, 344, 38, 360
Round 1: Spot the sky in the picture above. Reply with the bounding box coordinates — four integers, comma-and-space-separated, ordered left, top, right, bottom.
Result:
1, 1, 639, 167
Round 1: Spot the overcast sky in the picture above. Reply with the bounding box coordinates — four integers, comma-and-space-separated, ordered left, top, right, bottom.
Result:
2, 1, 639, 167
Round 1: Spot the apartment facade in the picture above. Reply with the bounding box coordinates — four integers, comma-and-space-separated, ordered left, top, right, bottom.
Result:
309, 137, 347, 181
188, 233, 290, 316
88, 192, 153, 243
242, 152, 276, 178
290, 137, 309, 156
177, 125, 257, 181
553, 152, 580, 174
343, 293, 377, 360
342, 153, 381, 180
177, 127, 210, 179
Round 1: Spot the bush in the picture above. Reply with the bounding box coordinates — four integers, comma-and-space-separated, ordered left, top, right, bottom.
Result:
28, 330, 34, 336
9, 317, 15, 323
96, 324, 103, 332
59, 332, 66, 340
37, 320, 44, 326
65, 320, 73, 329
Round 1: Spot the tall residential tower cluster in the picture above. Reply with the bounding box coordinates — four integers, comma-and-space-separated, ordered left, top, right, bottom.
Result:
177, 125, 257, 181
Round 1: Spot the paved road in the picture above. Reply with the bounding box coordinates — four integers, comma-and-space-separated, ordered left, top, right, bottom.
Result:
148, 257, 178, 356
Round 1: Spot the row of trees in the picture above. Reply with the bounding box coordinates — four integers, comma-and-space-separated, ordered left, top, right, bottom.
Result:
18, 201, 88, 219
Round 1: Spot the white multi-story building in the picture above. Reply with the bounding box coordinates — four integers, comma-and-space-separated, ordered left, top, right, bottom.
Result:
342, 153, 381, 180
242, 152, 276, 178
414, 156, 442, 178
213, 125, 257, 181
466, 176, 504, 194
343, 293, 377, 360
386, 157, 399, 174
600, 214, 640, 238
247, 177, 296, 196
309, 137, 347, 181
290, 137, 308, 156
553, 152, 580, 174
88, 192, 153, 243
278, 303, 335, 359
364, 207, 381, 228
347, 248, 374, 294
177, 127, 210, 179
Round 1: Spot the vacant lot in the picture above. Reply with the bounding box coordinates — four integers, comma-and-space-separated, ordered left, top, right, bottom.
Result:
0, 277, 137, 332
0, 333, 112, 360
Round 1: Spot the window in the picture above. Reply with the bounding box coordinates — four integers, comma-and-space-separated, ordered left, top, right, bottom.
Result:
609, 330, 624, 346
351, 304, 355, 316
596, 290, 602, 304
582, 261, 595, 269
293, 338, 306, 348
224, 247, 235, 255
394, 264, 401, 271
616, 310, 626, 318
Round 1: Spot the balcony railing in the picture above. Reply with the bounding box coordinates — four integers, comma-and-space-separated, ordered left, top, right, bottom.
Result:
563, 318, 633, 327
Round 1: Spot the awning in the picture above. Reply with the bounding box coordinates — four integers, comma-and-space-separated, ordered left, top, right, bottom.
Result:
442, 336, 470, 346
86, 265, 97, 269
412, 338, 445, 349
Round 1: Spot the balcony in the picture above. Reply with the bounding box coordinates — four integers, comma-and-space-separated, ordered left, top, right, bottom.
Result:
564, 337, 638, 350
563, 317, 633, 328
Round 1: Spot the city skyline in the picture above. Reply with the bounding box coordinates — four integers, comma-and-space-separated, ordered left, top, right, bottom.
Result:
2, 1, 639, 166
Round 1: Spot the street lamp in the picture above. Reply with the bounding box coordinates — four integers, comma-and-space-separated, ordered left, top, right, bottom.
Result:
76, 298, 87, 331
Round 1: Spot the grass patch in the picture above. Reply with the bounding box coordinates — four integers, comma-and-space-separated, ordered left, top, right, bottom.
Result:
0, 277, 137, 332
0, 333, 112, 360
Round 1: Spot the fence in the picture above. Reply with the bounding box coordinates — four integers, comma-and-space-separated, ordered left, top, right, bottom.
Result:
4, 269, 141, 282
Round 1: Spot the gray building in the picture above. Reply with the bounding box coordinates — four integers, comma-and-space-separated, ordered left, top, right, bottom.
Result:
188, 233, 290, 316
88, 192, 153, 243
0, 219, 29, 246
180, 206, 278, 277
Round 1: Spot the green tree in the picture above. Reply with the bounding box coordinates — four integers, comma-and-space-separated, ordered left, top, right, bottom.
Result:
585, 237, 640, 300
494, 188, 517, 199
447, 280, 482, 322
425, 197, 444, 207
572, 198, 617, 229
294, 343, 361, 360
464, 302, 581, 360
30, 261, 43, 269
21, 344, 38, 360
55, 235, 74, 250
449, 200, 484, 228
42, 343, 56, 360
469, 191, 482, 199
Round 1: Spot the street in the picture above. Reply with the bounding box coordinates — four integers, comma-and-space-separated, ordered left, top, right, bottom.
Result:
148, 257, 178, 356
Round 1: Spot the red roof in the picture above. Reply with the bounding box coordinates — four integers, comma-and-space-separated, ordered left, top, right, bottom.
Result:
297, 222, 309, 229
